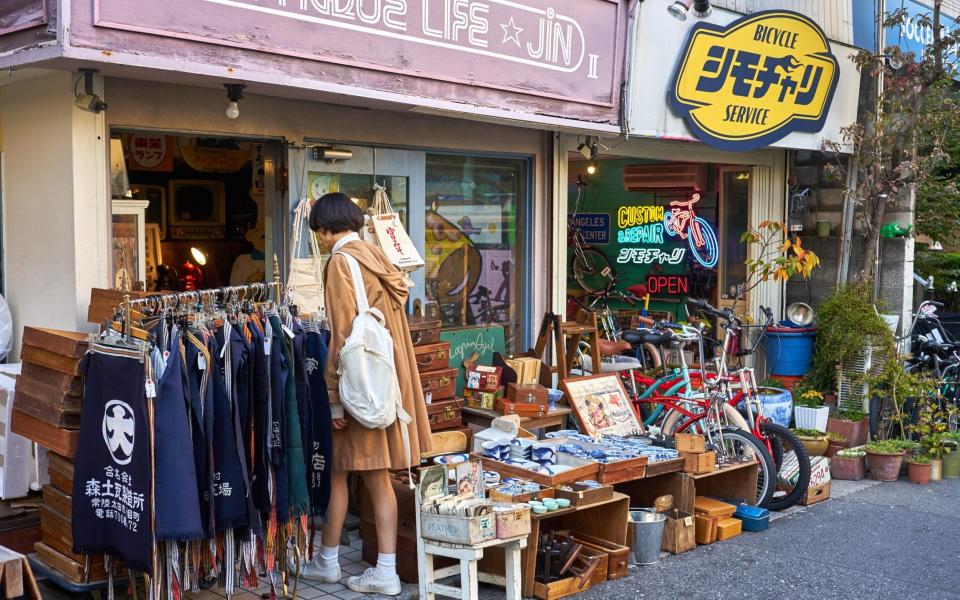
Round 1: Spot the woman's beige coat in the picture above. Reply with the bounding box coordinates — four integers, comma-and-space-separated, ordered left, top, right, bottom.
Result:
323, 239, 433, 471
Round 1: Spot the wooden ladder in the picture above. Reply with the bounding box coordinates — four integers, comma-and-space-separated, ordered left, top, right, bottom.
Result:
531, 312, 600, 381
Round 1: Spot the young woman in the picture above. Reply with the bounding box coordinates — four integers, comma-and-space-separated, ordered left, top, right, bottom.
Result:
303, 192, 432, 595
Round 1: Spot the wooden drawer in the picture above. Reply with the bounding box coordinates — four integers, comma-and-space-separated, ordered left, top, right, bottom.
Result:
414, 342, 450, 373
407, 315, 441, 347
426, 399, 463, 431
419, 368, 457, 402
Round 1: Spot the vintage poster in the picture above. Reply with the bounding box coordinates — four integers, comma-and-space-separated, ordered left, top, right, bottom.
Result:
561, 374, 643, 438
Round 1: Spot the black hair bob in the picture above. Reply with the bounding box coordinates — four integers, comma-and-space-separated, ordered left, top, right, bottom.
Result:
309, 192, 364, 233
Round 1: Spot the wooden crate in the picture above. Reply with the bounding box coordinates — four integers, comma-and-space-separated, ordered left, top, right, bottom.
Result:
13, 387, 80, 429
19, 346, 83, 377
33, 542, 109, 584
494, 506, 531, 538
554, 485, 613, 507
42, 485, 72, 520
680, 451, 716, 474
39, 504, 81, 562
15, 377, 81, 413
489, 483, 554, 503
694, 515, 717, 544
20, 363, 82, 397
533, 576, 593, 600
799, 482, 831, 506
577, 545, 609, 586
420, 512, 496, 545
716, 517, 742, 541
11, 410, 78, 458
556, 531, 630, 581
472, 452, 600, 488
675, 433, 706, 454
21, 328, 89, 358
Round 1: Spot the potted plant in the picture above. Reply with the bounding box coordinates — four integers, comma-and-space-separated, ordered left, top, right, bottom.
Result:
943, 433, 960, 478
831, 447, 867, 480
825, 431, 847, 458
793, 390, 829, 432
827, 408, 869, 448
792, 428, 829, 457
864, 439, 908, 481
906, 455, 933, 484
911, 398, 953, 482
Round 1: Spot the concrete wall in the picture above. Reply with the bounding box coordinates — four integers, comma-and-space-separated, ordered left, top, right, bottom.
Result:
0, 70, 110, 357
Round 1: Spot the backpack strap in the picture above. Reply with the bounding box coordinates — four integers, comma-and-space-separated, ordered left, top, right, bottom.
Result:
336, 251, 370, 313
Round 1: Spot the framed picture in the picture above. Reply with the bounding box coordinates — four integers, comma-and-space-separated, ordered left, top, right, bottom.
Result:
417, 465, 448, 504
561, 374, 644, 438
455, 459, 484, 499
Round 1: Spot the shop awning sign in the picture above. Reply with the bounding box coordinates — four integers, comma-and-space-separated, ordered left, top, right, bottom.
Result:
669, 10, 839, 151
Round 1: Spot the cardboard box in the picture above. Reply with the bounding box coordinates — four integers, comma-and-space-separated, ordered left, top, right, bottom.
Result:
675, 433, 706, 453
680, 450, 716, 474
465, 365, 502, 392
506, 383, 548, 405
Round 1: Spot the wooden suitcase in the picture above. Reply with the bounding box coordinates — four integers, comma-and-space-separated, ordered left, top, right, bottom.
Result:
414, 342, 450, 373
419, 368, 457, 402
426, 398, 464, 431
407, 315, 441, 347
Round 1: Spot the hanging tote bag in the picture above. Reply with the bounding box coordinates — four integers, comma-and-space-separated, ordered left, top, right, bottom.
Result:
287, 199, 326, 316
366, 185, 425, 274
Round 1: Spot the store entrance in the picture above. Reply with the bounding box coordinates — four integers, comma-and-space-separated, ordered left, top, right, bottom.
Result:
109, 131, 283, 292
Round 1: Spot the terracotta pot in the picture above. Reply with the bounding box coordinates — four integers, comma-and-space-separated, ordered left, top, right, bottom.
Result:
866, 451, 906, 481
797, 434, 829, 457
827, 417, 868, 448
907, 461, 932, 484
831, 456, 866, 480
930, 458, 943, 482
825, 440, 845, 458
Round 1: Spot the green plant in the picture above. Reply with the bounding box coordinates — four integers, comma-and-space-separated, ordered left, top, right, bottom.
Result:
833, 407, 867, 422
836, 448, 866, 458
907, 393, 952, 455
906, 454, 932, 465
735, 221, 819, 313
865, 439, 908, 455
795, 390, 824, 408
826, 431, 847, 443
870, 364, 940, 440
892, 439, 920, 452
922, 433, 953, 459
806, 283, 896, 394
792, 428, 826, 438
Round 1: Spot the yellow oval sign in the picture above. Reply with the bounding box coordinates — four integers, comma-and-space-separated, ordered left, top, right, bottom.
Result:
670, 10, 839, 151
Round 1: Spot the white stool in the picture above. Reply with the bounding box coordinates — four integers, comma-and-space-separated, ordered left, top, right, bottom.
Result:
417, 534, 527, 600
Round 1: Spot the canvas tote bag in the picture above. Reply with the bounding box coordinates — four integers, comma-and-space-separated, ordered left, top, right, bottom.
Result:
365, 185, 425, 274
286, 198, 326, 316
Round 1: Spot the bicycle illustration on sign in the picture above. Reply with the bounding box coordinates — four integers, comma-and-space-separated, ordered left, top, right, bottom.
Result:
662, 193, 719, 268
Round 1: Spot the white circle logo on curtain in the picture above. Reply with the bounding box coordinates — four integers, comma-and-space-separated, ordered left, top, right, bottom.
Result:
102, 400, 135, 465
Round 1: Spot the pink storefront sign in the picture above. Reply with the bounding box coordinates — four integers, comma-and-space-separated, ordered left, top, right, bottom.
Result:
90, 0, 624, 109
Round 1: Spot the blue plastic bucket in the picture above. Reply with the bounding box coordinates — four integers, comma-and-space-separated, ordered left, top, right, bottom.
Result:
764, 327, 815, 376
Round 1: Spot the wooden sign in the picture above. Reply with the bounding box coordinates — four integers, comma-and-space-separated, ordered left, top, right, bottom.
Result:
439, 326, 505, 395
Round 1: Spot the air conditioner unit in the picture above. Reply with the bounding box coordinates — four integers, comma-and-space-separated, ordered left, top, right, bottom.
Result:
622, 163, 708, 192
837, 341, 887, 414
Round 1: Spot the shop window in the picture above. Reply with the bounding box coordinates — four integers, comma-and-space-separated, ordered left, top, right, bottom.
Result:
306, 172, 408, 225
721, 169, 750, 299
424, 154, 526, 350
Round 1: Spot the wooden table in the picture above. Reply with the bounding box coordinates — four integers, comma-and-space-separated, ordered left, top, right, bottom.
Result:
461, 406, 572, 433
616, 459, 760, 515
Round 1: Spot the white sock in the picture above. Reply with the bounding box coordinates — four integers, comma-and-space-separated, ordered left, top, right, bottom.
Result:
318, 544, 339, 567
374, 553, 397, 579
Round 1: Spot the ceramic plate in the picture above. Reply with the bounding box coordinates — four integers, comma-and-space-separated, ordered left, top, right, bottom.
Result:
433, 453, 469, 465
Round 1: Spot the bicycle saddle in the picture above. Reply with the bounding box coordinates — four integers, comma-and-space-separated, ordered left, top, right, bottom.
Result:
635, 330, 675, 347
621, 330, 644, 345
597, 338, 632, 357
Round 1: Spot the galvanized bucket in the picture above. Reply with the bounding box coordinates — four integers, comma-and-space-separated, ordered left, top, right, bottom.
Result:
629, 509, 666, 565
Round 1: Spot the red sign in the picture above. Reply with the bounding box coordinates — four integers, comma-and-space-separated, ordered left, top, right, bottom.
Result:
646, 275, 689, 296
127, 134, 173, 172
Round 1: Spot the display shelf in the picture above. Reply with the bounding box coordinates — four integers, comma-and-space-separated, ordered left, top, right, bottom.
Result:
462, 405, 572, 432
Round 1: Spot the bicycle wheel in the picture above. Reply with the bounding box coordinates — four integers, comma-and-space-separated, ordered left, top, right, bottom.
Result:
689, 217, 719, 268
572, 247, 614, 293
719, 427, 776, 508
760, 422, 810, 511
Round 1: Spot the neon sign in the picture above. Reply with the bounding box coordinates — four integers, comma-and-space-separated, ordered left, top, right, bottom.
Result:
616, 248, 686, 265
662, 194, 718, 268
647, 275, 690, 295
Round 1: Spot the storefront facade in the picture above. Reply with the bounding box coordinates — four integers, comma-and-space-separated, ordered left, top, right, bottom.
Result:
554, 0, 862, 327
0, 0, 629, 355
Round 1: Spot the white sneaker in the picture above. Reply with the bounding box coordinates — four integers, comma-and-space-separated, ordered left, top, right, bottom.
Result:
345, 567, 402, 595
299, 559, 342, 583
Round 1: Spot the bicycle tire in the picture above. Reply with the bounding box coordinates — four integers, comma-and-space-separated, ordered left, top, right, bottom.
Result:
760, 422, 810, 511
689, 217, 719, 268
719, 427, 777, 508
572, 247, 614, 293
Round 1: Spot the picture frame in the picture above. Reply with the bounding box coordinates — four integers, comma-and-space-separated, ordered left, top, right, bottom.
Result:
455, 459, 484, 499
417, 465, 448, 505
561, 373, 644, 438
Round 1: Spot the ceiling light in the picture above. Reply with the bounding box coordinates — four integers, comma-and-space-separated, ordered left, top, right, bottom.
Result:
587, 163, 598, 175
667, 0, 691, 21
692, 0, 712, 18
224, 83, 246, 120
579, 136, 594, 160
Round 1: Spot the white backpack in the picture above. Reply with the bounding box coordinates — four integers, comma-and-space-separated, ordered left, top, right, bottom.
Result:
335, 251, 413, 475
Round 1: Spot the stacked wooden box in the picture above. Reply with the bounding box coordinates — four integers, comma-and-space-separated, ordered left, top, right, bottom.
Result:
409, 315, 464, 434
693, 496, 741, 544
675, 433, 716, 475
8, 327, 106, 583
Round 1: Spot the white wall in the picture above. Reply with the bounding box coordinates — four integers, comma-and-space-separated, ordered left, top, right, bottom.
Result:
0, 70, 110, 356
711, 0, 854, 45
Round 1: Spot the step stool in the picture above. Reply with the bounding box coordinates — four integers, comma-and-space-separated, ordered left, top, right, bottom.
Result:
417, 534, 526, 600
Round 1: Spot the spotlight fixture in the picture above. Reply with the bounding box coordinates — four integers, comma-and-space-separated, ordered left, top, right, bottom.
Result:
667, 0, 711, 20
586, 163, 598, 175
311, 147, 354, 163
224, 83, 246, 120
74, 69, 108, 114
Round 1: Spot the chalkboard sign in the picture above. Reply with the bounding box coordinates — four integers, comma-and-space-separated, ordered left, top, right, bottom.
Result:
439, 326, 506, 395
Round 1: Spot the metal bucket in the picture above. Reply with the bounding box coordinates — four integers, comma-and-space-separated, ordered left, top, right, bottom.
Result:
629, 509, 666, 565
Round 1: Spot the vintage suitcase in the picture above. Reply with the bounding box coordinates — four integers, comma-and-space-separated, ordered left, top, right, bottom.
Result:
414, 342, 450, 373
426, 398, 464, 431
407, 315, 441, 347
419, 368, 457, 402
497, 398, 548, 417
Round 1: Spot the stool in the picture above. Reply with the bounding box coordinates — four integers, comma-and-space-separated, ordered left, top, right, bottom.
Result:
417, 534, 526, 600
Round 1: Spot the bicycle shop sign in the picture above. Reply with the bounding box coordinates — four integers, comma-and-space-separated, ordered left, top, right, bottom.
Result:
670, 10, 840, 151
92, 0, 623, 106
614, 195, 718, 268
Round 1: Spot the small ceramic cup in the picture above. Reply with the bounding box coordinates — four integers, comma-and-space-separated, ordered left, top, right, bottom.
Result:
481, 440, 500, 459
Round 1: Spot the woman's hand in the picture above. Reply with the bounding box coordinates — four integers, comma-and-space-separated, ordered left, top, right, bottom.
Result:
332, 417, 349, 430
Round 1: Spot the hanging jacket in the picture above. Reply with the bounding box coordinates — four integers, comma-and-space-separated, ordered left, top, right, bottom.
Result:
209, 334, 250, 531
184, 333, 215, 536
267, 314, 290, 522
304, 326, 333, 516
247, 316, 271, 515
285, 320, 310, 517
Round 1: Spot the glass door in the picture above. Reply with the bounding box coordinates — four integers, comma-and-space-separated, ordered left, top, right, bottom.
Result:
719, 167, 751, 309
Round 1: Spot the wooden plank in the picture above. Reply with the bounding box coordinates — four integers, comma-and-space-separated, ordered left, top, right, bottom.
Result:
21, 328, 89, 359
42, 485, 72, 520
47, 453, 74, 496
15, 378, 82, 412
19, 346, 82, 377
0, 546, 24, 598
87, 288, 150, 325
644, 457, 685, 478
20, 363, 83, 396
11, 410, 78, 458
13, 389, 81, 429
34, 542, 108, 584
